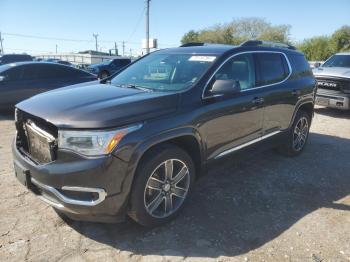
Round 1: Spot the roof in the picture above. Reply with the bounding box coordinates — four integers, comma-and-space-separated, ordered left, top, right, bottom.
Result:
157, 44, 235, 55
335, 52, 350, 55
0, 61, 75, 72
156, 42, 302, 56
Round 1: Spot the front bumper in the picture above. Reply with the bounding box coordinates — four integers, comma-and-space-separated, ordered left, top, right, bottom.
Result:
12, 141, 130, 223
315, 91, 350, 110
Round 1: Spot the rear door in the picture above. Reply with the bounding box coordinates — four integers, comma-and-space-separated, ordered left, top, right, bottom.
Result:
255, 52, 293, 134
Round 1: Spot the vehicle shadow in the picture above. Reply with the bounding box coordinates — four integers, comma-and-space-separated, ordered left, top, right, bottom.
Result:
63, 132, 350, 258
314, 106, 350, 119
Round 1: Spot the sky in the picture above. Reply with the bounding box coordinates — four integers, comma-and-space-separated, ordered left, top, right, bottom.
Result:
0, 0, 349, 56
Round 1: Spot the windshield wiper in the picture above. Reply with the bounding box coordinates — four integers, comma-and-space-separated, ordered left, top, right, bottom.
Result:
125, 84, 153, 92
112, 83, 153, 92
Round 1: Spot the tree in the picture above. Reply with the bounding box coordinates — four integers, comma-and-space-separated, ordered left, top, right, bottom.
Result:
181, 30, 200, 44
331, 26, 350, 52
180, 18, 291, 45
297, 36, 333, 61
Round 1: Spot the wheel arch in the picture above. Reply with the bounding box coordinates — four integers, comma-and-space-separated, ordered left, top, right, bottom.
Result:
289, 100, 314, 128
120, 127, 205, 207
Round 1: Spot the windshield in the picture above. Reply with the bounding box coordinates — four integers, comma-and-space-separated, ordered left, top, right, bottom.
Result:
111, 53, 216, 91
101, 60, 112, 65
322, 55, 350, 68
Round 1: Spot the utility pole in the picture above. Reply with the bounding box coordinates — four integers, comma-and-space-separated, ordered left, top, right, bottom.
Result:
55, 44, 58, 54
0, 32, 4, 54
114, 42, 118, 55
129, 48, 132, 57
145, 0, 151, 54
122, 41, 125, 56
93, 33, 99, 52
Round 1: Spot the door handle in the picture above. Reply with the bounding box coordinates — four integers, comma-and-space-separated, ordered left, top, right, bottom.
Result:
292, 89, 301, 96
252, 97, 264, 105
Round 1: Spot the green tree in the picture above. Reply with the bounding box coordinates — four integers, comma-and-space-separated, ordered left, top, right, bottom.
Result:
181, 30, 200, 44
297, 36, 333, 61
331, 25, 350, 52
180, 17, 291, 45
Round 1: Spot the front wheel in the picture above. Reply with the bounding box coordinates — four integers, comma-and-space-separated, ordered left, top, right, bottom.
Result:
278, 110, 311, 156
128, 144, 195, 227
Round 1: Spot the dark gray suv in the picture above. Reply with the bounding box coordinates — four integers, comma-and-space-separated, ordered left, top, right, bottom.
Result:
12, 41, 316, 227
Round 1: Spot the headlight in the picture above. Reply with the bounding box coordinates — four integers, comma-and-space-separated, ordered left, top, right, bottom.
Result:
58, 124, 142, 156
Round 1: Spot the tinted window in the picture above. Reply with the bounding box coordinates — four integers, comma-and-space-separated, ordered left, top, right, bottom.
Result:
1, 67, 24, 80
35, 64, 78, 79
256, 53, 289, 86
21, 65, 38, 80
289, 54, 311, 78
213, 53, 255, 90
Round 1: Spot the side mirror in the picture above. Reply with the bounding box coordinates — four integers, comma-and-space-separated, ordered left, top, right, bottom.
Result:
314, 62, 321, 68
210, 79, 241, 96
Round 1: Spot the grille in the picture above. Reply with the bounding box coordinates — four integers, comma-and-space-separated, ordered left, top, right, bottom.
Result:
15, 109, 58, 164
316, 77, 350, 92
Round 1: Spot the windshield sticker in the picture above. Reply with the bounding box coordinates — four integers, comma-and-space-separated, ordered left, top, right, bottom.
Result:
189, 56, 216, 62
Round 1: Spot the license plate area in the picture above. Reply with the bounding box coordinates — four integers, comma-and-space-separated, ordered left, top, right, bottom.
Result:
316, 97, 330, 106
25, 121, 56, 164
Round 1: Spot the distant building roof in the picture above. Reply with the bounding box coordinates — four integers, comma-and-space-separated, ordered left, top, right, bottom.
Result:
78, 50, 110, 56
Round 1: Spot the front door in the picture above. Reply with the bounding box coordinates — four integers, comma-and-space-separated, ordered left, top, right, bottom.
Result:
199, 53, 264, 160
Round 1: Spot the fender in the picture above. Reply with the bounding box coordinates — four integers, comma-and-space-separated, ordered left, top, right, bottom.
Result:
118, 126, 205, 201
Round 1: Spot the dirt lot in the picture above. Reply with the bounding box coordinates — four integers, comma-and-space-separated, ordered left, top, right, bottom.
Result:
0, 107, 349, 262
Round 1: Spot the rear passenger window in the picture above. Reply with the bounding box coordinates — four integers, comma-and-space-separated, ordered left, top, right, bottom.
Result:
289, 55, 311, 78
256, 53, 289, 86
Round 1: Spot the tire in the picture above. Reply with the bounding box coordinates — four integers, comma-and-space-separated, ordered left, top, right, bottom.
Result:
99, 71, 109, 79
278, 110, 311, 157
128, 144, 195, 227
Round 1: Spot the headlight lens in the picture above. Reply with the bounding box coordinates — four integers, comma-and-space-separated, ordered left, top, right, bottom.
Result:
58, 124, 142, 156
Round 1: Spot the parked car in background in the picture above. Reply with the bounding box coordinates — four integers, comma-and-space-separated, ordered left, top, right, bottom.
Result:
313, 52, 350, 110
87, 58, 131, 78
12, 41, 315, 227
0, 62, 97, 110
0, 54, 32, 65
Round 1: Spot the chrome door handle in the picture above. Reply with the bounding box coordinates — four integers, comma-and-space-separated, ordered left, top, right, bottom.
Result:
292, 89, 301, 96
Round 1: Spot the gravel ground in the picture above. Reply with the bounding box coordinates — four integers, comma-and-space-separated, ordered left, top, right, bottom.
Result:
0, 106, 349, 262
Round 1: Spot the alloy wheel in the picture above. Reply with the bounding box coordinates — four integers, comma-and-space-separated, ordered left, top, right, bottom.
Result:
293, 116, 309, 151
144, 159, 190, 218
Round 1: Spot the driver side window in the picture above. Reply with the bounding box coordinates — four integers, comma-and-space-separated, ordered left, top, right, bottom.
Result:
214, 53, 255, 91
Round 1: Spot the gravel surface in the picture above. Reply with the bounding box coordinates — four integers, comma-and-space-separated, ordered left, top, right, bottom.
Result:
0, 106, 349, 262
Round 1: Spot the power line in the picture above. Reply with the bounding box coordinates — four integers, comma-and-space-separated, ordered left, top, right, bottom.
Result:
127, 6, 146, 42
2, 32, 140, 45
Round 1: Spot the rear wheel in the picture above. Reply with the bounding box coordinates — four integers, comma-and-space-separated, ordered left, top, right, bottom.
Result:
128, 144, 195, 227
278, 110, 311, 156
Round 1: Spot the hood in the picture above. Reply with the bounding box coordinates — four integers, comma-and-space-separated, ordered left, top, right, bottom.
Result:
17, 84, 179, 129
313, 67, 350, 79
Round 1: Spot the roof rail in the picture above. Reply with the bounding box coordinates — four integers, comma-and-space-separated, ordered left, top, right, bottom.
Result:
240, 40, 296, 50
180, 42, 206, 47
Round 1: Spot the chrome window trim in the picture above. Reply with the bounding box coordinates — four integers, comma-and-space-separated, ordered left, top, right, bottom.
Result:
214, 130, 281, 159
202, 51, 293, 99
